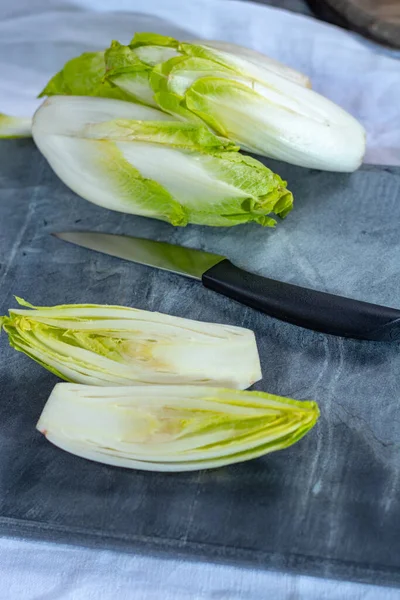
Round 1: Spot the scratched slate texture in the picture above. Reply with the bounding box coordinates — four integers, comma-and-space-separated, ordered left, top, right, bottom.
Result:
0, 139, 399, 586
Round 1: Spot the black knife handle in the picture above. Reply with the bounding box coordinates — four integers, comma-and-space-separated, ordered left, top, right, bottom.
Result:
202, 260, 400, 342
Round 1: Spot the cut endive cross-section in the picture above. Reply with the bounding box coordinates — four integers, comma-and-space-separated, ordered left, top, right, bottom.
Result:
32, 95, 293, 227
104, 33, 366, 172
1, 298, 262, 389
37, 383, 320, 471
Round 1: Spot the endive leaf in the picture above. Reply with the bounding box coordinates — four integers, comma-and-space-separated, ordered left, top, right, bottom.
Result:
188, 39, 312, 88
38, 51, 132, 101
104, 41, 158, 106
184, 76, 365, 171
85, 119, 238, 151
37, 383, 320, 471
130, 32, 180, 49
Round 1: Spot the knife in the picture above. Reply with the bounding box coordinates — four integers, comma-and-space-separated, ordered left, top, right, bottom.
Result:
53, 232, 400, 342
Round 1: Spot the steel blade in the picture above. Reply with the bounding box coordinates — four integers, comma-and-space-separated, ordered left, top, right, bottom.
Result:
54, 232, 225, 280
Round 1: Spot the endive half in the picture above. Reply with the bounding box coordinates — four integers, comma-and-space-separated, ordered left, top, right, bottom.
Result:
104, 33, 366, 171
1, 298, 261, 389
32, 95, 293, 227
37, 383, 320, 471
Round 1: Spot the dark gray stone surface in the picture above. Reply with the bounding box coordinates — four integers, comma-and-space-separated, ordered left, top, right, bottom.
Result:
1, 140, 400, 586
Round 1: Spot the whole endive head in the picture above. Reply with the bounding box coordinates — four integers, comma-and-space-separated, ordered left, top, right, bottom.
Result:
1, 298, 262, 389
31, 95, 293, 227
104, 33, 366, 172
37, 383, 320, 471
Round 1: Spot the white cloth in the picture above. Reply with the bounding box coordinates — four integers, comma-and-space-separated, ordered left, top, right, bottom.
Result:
1, 0, 400, 165
1, 1, 400, 598
1, 536, 400, 600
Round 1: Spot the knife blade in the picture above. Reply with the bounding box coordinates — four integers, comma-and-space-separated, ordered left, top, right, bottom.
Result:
53, 231, 400, 342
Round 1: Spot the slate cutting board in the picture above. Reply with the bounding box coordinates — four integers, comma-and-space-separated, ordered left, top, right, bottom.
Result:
1, 139, 400, 586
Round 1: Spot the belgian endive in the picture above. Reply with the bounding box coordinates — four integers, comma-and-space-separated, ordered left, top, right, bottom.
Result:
103, 33, 366, 171
37, 383, 320, 471
32, 95, 293, 227
1, 298, 261, 389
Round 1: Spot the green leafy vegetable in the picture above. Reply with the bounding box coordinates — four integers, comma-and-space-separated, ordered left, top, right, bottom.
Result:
31, 95, 293, 227
104, 33, 366, 172
1, 298, 262, 389
37, 382, 320, 471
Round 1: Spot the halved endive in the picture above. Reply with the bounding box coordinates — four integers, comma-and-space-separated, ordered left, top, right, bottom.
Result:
32, 95, 293, 227
0, 299, 261, 389
37, 383, 320, 471
104, 33, 366, 172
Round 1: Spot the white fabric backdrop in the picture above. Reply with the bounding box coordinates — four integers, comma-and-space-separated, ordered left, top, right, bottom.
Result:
1, 0, 400, 165
1, 1, 400, 598
1, 535, 400, 600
